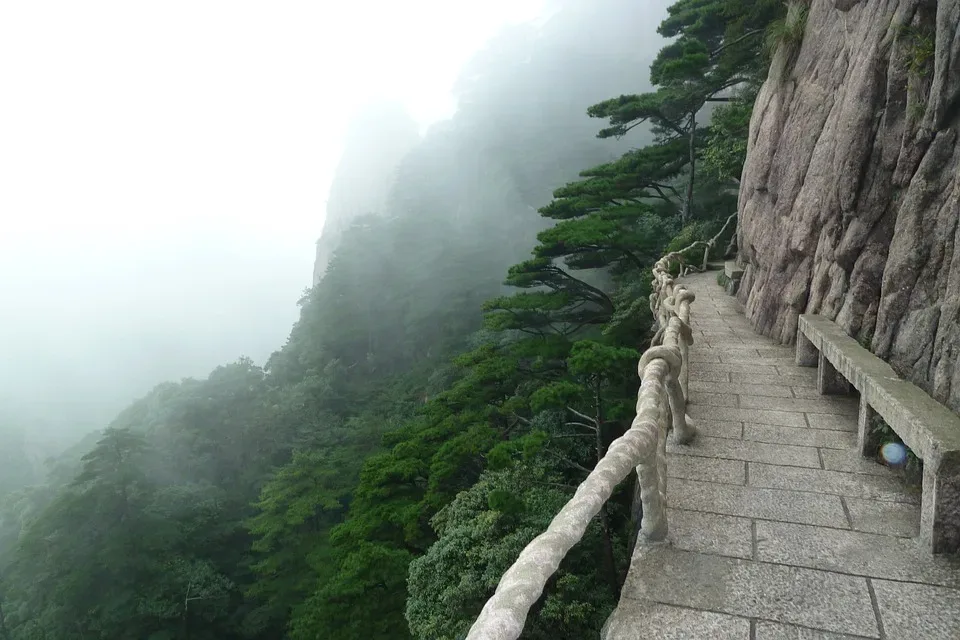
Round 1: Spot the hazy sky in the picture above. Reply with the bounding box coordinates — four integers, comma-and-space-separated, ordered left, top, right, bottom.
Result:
0, 1, 544, 432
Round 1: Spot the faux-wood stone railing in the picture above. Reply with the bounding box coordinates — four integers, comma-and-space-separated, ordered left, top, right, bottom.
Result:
462, 222, 737, 640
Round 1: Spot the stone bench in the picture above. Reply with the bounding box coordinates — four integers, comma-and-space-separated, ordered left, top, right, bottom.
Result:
796, 314, 960, 554
723, 261, 743, 295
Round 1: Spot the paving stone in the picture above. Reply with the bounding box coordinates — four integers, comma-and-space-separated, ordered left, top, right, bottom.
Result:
667, 453, 745, 484
689, 391, 739, 408
622, 547, 879, 637
844, 497, 920, 538
731, 327, 767, 336
733, 338, 787, 347
696, 419, 743, 439
699, 339, 746, 348
667, 478, 849, 528
688, 405, 807, 428
669, 435, 821, 468
748, 463, 918, 504
700, 331, 747, 341
871, 580, 960, 640
743, 423, 856, 450
691, 346, 762, 357
756, 347, 797, 358
777, 368, 819, 384
690, 352, 722, 363
721, 355, 797, 366
697, 331, 739, 341
667, 508, 752, 559
820, 449, 895, 475
739, 372, 818, 388
754, 621, 868, 639
754, 520, 960, 588
606, 274, 960, 639
738, 395, 859, 416
791, 386, 828, 398
699, 328, 738, 336
691, 381, 794, 398
690, 369, 731, 382
804, 413, 858, 432
695, 320, 737, 328
602, 601, 749, 639
699, 362, 782, 375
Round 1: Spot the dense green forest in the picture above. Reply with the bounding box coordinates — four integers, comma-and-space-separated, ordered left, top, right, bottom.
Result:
0, 1, 789, 637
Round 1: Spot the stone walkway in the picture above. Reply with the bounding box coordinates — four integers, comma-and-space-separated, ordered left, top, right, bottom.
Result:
604, 272, 960, 640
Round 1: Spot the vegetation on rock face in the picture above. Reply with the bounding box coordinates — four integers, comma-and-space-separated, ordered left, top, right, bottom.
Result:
0, 1, 785, 638
765, 1, 809, 57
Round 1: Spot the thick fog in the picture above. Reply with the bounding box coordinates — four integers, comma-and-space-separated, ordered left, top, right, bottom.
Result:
0, 0, 546, 451
0, 0, 672, 464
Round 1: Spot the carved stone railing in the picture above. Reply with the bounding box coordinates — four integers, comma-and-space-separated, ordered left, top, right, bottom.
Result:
464, 221, 735, 640
677, 212, 738, 277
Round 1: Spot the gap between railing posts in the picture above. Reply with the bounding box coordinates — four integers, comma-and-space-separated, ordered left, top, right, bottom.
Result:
463, 218, 736, 640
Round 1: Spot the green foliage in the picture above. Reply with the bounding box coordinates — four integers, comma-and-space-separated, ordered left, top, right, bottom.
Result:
898, 24, 936, 77
701, 91, 757, 182
406, 469, 619, 640
0, 1, 785, 638
764, 2, 808, 58
2, 429, 242, 639
588, 0, 783, 222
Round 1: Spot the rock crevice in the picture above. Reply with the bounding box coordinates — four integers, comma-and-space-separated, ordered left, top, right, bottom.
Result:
737, 0, 960, 411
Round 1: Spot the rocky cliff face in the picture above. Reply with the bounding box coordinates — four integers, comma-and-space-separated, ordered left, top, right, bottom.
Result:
312, 103, 420, 284
737, 0, 960, 411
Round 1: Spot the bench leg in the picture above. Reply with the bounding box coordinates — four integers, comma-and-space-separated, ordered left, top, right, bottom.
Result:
818, 352, 850, 395
796, 330, 817, 367
920, 455, 960, 554
857, 396, 879, 458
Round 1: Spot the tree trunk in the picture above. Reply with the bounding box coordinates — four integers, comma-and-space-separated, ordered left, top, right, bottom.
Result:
598, 504, 620, 596
682, 113, 697, 224
0, 598, 10, 640
594, 384, 620, 595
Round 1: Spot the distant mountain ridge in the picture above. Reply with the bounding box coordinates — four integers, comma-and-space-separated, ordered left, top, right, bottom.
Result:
311, 102, 421, 284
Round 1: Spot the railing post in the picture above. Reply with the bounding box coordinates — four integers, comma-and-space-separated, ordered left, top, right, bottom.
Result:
636, 371, 669, 543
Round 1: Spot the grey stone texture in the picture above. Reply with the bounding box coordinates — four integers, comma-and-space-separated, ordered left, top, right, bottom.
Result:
667, 435, 821, 468
747, 462, 918, 504
666, 453, 745, 484
607, 273, 960, 639
735, 0, 960, 418
622, 547, 879, 637
725, 261, 744, 280
602, 601, 748, 640
754, 621, 867, 640
669, 477, 849, 528
871, 580, 960, 640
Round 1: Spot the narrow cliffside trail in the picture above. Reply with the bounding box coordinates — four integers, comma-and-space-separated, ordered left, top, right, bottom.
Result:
604, 272, 960, 639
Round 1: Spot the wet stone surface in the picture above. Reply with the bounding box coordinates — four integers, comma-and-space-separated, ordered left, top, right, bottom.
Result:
606, 273, 960, 640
